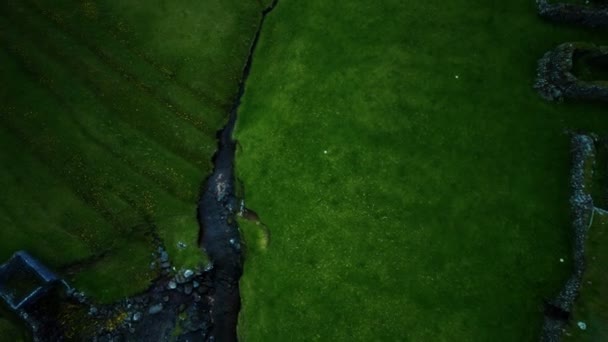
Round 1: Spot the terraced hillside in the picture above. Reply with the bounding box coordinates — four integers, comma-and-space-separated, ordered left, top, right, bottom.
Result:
0, 0, 269, 306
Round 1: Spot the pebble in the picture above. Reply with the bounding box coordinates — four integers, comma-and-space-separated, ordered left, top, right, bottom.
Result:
167, 281, 177, 290
184, 284, 193, 295
160, 251, 169, 262
193, 281, 200, 289
577, 321, 587, 330
148, 304, 163, 315
132, 312, 142, 322
184, 269, 194, 278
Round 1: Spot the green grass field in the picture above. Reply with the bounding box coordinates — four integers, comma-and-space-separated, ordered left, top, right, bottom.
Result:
0, 0, 266, 306
235, 1, 608, 341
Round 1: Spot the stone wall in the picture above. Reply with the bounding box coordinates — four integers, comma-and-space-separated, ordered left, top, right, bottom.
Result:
535, 42, 608, 102
541, 134, 596, 342
536, 0, 608, 27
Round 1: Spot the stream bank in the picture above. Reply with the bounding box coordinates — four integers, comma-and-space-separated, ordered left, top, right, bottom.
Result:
197, 1, 278, 341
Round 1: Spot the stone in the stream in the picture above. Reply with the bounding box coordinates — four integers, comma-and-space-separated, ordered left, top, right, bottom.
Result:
184, 284, 193, 295
193, 281, 200, 289
132, 312, 142, 322
184, 269, 194, 278
148, 304, 163, 315
167, 281, 177, 290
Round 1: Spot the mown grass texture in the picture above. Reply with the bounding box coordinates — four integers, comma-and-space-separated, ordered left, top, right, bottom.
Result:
235, 1, 608, 340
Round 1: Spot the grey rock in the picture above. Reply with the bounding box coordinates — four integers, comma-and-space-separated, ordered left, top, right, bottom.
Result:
184, 269, 194, 278
132, 312, 142, 322
176, 274, 186, 284
148, 304, 163, 315
167, 281, 177, 290
184, 284, 193, 295
160, 251, 169, 262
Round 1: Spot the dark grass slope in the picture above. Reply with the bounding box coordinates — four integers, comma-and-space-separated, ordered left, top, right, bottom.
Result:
0, 0, 268, 305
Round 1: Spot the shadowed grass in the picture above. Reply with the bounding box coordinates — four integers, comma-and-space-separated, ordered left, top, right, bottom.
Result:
0, 0, 266, 307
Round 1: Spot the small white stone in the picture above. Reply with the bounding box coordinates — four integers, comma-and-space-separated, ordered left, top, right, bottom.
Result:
560, 258, 564, 263
577, 321, 587, 330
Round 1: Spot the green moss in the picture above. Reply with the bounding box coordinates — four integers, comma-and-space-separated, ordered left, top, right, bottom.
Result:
235, 0, 608, 340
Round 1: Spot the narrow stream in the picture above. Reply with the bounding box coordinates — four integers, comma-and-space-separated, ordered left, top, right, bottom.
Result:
197, 1, 278, 341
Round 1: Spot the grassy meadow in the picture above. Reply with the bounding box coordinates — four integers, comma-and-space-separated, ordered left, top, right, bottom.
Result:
0, 0, 266, 306
235, 1, 608, 341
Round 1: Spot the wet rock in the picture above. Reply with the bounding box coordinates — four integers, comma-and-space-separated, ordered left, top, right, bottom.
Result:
184, 269, 194, 278
184, 284, 193, 295
160, 251, 169, 262
176, 274, 186, 284
132, 312, 142, 322
193, 281, 200, 289
148, 304, 163, 315
167, 281, 177, 290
